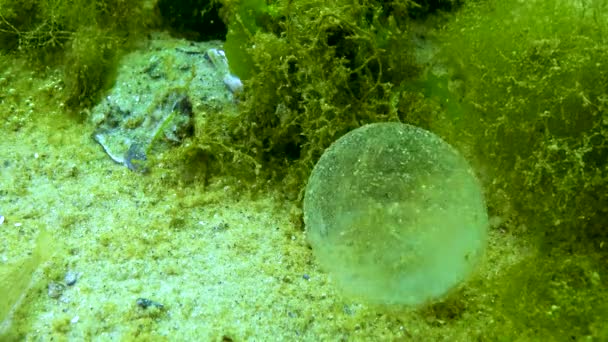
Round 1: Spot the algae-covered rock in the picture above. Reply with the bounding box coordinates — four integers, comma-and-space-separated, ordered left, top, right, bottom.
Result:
304, 122, 488, 305
90, 35, 240, 172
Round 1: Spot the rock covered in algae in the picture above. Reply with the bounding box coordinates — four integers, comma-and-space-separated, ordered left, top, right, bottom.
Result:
90, 34, 241, 172
304, 122, 488, 305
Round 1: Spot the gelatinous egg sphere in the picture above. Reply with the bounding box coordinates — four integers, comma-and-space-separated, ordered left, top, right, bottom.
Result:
304, 123, 488, 305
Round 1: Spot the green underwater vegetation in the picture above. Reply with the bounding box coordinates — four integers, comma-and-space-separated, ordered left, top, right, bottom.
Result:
437, 0, 608, 337
0, 0, 607, 339
0, 0, 154, 109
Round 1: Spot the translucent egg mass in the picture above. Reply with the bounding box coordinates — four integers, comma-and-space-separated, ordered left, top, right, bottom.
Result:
304, 122, 488, 305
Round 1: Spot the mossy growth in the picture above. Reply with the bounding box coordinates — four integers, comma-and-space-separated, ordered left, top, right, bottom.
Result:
434, 0, 608, 339
0, 0, 155, 111
204, 0, 445, 196
497, 252, 607, 339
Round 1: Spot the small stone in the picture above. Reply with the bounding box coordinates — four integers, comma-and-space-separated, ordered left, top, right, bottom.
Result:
64, 271, 78, 286
136, 297, 164, 309
0, 215, 4, 225
48, 282, 65, 299
223, 74, 243, 94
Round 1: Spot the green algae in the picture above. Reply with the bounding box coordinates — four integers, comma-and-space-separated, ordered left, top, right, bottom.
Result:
434, 0, 608, 338
222, 0, 269, 80
0, 0, 153, 109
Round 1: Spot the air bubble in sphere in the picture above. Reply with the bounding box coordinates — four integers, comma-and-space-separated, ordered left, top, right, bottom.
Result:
304, 122, 488, 305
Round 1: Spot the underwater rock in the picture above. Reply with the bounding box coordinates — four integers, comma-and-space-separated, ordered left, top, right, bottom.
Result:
136, 297, 164, 309
64, 270, 78, 286
47, 282, 65, 299
90, 35, 240, 171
